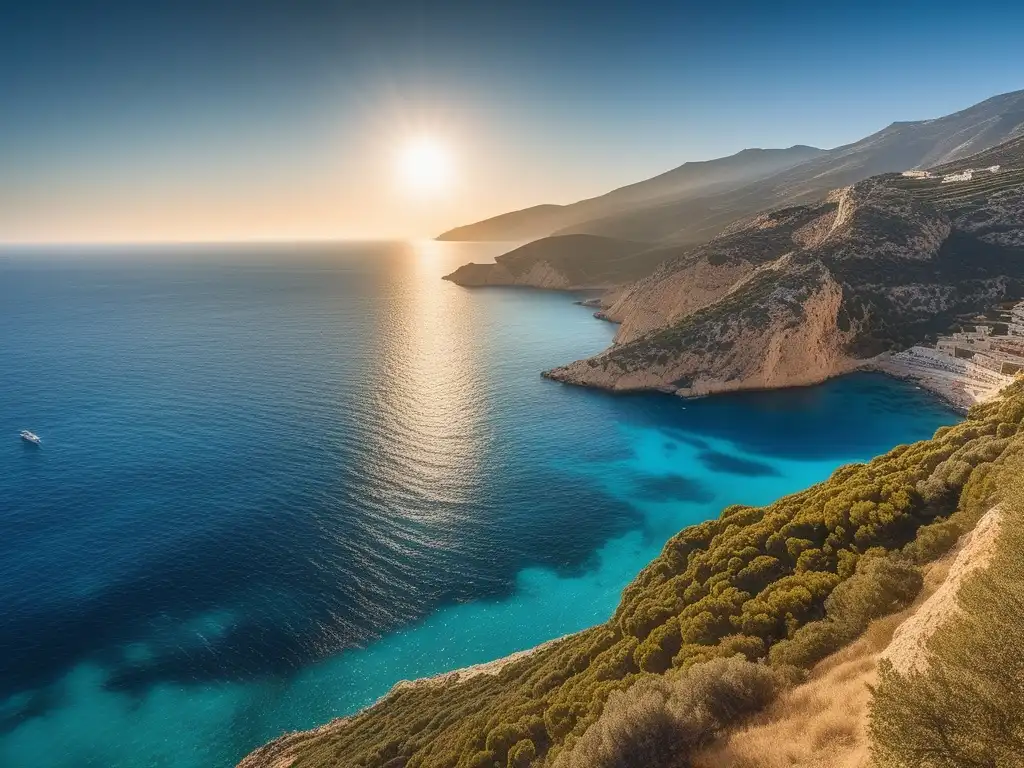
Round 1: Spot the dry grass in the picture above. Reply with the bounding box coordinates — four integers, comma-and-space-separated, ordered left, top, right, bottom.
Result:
693, 555, 956, 768
693, 639, 879, 768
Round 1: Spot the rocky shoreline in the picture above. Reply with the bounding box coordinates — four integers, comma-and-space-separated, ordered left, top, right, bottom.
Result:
542, 353, 1011, 417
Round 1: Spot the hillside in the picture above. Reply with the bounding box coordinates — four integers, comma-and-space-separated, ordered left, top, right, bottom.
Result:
436, 146, 825, 242
543, 135, 1024, 397
441, 90, 1024, 251
694, 500, 1005, 768
557, 89, 1024, 244
436, 205, 569, 243
238, 376, 1024, 768
442, 234, 679, 290
930, 133, 1024, 174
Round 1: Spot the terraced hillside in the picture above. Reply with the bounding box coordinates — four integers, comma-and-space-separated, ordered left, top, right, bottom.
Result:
887, 168, 1024, 208
543, 136, 1024, 397
929, 134, 1024, 174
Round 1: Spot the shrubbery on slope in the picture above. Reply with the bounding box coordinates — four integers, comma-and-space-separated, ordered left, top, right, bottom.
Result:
278, 381, 1024, 768
870, 453, 1024, 768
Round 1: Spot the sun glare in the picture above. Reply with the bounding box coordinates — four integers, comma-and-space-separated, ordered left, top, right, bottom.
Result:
396, 137, 453, 196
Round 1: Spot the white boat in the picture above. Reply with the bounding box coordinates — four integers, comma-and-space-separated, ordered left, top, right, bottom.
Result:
19, 430, 41, 445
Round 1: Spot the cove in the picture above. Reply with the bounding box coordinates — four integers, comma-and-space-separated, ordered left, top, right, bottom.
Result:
0, 242, 958, 767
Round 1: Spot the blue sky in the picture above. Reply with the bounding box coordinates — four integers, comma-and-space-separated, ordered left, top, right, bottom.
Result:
1, 0, 1022, 241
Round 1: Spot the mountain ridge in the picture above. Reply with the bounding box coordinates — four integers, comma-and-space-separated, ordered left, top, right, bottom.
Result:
437, 145, 825, 242
441, 89, 1024, 251
556, 88, 1024, 245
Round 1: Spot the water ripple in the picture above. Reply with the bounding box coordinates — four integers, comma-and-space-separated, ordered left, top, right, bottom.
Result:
0, 242, 959, 768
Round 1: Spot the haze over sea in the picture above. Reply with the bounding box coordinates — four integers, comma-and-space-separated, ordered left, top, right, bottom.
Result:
0, 242, 957, 768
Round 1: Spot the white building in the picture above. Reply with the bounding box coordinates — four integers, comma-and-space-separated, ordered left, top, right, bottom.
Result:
901, 170, 932, 178
942, 169, 974, 184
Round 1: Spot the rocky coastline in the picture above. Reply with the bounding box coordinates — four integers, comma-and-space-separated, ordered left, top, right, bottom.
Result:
541, 355, 987, 415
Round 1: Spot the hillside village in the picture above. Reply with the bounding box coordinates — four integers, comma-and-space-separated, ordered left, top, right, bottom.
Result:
866, 159, 1024, 410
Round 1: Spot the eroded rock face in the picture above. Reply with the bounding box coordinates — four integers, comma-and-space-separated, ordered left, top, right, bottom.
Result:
602, 203, 842, 344
545, 258, 860, 396
602, 256, 756, 344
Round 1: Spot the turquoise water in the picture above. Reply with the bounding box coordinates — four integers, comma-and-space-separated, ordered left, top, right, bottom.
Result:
0, 241, 958, 767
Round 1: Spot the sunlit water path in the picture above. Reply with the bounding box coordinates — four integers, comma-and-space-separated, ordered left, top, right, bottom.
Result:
0, 242, 958, 767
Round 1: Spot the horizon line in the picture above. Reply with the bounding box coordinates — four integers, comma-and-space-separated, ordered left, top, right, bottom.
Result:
0, 236, 454, 249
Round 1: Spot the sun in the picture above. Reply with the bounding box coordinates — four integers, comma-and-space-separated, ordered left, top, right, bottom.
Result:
395, 137, 453, 196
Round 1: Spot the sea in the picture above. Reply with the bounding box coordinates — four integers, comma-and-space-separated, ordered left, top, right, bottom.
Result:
0, 241, 958, 767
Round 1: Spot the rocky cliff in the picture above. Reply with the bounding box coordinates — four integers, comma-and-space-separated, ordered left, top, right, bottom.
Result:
544, 156, 1024, 397
545, 255, 861, 395
599, 202, 844, 343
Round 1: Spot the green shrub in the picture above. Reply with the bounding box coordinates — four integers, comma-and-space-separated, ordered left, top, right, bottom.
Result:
507, 739, 536, 768
768, 618, 853, 668
553, 656, 784, 768
902, 518, 961, 563
870, 457, 1024, 768
768, 554, 922, 668
824, 555, 922, 628
281, 387, 1024, 768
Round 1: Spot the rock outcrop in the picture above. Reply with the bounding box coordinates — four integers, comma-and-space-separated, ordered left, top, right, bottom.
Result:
545, 256, 861, 395
882, 505, 1003, 675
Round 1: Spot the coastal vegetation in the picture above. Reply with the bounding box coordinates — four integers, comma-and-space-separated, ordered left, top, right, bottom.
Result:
869, 453, 1024, 767
245, 381, 1024, 768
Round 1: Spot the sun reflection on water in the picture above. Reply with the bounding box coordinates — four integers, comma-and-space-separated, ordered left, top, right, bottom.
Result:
362, 240, 491, 526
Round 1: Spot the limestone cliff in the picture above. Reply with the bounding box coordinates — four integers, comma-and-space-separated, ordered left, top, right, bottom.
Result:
545, 257, 860, 395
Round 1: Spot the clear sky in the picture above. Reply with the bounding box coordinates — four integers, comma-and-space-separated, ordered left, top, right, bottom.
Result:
2, 0, 1023, 243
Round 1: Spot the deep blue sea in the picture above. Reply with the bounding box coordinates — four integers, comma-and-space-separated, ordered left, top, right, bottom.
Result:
0, 241, 957, 767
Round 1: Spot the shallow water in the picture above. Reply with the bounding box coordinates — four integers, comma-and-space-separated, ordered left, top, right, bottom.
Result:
0, 241, 958, 767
